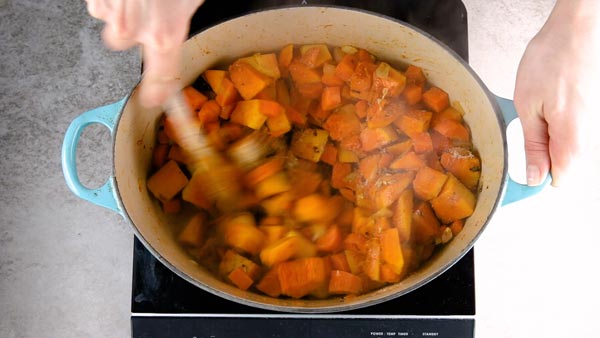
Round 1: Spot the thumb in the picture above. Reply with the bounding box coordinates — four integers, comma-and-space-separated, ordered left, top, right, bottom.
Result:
518, 113, 551, 186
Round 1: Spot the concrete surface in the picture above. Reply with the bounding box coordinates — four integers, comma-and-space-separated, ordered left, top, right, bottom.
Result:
1, 1, 599, 337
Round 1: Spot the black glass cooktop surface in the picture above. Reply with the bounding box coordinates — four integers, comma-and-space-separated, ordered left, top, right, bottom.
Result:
132, 1, 473, 337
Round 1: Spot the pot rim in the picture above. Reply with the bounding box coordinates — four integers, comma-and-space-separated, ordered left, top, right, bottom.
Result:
113, 5, 508, 313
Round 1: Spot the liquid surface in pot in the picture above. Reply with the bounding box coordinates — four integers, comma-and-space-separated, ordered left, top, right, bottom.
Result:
146, 43, 481, 300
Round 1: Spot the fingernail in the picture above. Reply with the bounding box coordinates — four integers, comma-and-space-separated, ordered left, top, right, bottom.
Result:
526, 164, 541, 186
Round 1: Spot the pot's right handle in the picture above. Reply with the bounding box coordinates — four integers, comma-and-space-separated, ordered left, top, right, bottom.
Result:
61, 97, 128, 216
495, 96, 550, 205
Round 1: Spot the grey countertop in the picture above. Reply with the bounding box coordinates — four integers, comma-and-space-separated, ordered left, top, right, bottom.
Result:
1, 1, 599, 337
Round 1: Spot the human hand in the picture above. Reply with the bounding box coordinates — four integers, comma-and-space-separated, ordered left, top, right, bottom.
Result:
86, 0, 205, 107
513, 0, 600, 187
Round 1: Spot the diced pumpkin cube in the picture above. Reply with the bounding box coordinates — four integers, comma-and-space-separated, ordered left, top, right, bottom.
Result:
289, 169, 323, 199
316, 224, 343, 253
440, 147, 481, 190
254, 171, 292, 200
292, 193, 340, 223
380, 263, 401, 283
238, 53, 281, 79
220, 213, 265, 255
256, 267, 282, 297
404, 65, 426, 87
278, 44, 294, 77
403, 84, 422, 105
182, 86, 208, 112
349, 61, 373, 93
244, 157, 285, 188
260, 231, 317, 267
228, 267, 254, 290
411, 132, 434, 154
449, 219, 465, 236
215, 77, 241, 107
334, 54, 358, 81
230, 100, 269, 129
151, 143, 169, 169
147, 160, 189, 202
181, 172, 212, 210
360, 125, 399, 152
344, 250, 365, 275
372, 62, 407, 98
320, 142, 338, 166
299, 44, 333, 68
329, 252, 351, 272
389, 150, 425, 171
218, 249, 261, 281
277, 257, 329, 298
394, 109, 432, 139
392, 189, 413, 243
422, 86, 450, 113
229, 61, 273, 100
261, 191, 294, 216
430, 174, 476, 223
380, 228, 405, 275
413, 166, 448, 201
372, 172, 414, 210
178, 212, 208, 248
328, 270, 363, 295
203, 69, 227, 93
259, 225, 288, 245
432, 118, 470, 142
363, 239, 381, 281
290, 128, 329, 162
161, 197, 181, 214
321, 86, 342, 111
288, 60, 322, 84
331, 162, 353, 190
322, 63, 345, 86
323, 104, 362, 141
266, 109, 292, 137
412, 201, 441, 244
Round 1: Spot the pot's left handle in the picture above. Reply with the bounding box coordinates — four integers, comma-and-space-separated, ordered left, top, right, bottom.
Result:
61, 97, 128, 216
495, 96, 550, 205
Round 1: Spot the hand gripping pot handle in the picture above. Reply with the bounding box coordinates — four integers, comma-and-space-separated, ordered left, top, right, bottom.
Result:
496, 95, 550, 205
61, 97, 128, 216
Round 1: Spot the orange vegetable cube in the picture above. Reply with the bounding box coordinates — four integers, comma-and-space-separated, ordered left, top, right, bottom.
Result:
389, 150, 425, 171
161, 197, 181, 214
288, 60, 322, 84
219, 249, 261, 280
316, 224, 343, 253
254, 171, 292, 200
238, 53, 281, 79
259, 225, 288, 245
393, 189, 413, 243
197, 99, 221, 125
422, 87, 450, 113
360, 125, 399, 152
147, 160, 189, 202
260, 191, 293, 216
430, 174, 476, 223
329, 253, 351, 272
321, 86, 342, 111
322, 63, 345, 86
372, 172, 414, 210
328, 270, 363, 295
178, 212, 208, 247
323, 104, 362, 141
181, 172, 212, 210
290, 128, 329, 162
299, 44, 333, 68
277, 257, 329, 298
220, 213, 265, 255
363, 239, 381, 281
151, 143, 169, 169
203, 69, 227, 93
228, 267, 254, 290
440, 147, 481, 190
229, 61, 273, 100
292, 193, 339, 223
215, 77, 241, 107
411, 132, 434, 154
182, 86, 208, 112
412, 202, 441, 244
260, 232, 317, 267
380, 228, 404, 275
404, 65, 426, 87
413, 166, 448, 201
344, 250, 365, 275
403, 84, 423, 105
432, 118, 470, 142
256, 267, 282, 297
394, 109, 432, 139
278, 44, 294, 76
230, 100, 269, 129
